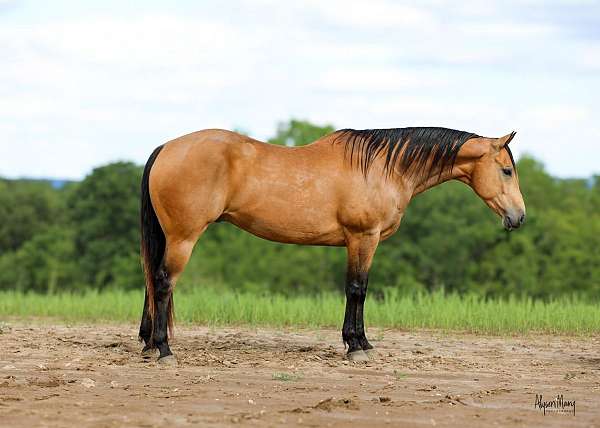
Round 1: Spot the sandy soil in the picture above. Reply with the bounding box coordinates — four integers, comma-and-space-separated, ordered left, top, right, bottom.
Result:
1, 322, 599, 427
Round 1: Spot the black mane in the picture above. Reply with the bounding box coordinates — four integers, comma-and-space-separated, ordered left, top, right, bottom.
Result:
336, 127, 480, 177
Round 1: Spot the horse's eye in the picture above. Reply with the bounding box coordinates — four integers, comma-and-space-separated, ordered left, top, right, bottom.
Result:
502, 167, 513, 177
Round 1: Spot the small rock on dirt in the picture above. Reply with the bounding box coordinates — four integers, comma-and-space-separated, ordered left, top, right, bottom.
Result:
314, 397, 360, 412
80, 378, 95, 388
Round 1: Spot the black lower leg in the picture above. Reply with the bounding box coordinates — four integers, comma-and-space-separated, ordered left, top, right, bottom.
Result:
355, 273, 373, 351
342, 274, 361, 353
138, 292, 153, 349
153, 268, 172, 359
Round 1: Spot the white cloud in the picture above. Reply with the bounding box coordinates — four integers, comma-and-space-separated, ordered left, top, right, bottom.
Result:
0, 1, 598, 178
574, 43, 600, 71
316, 68, 449, 92
522, 104, 590, 126
459, 22, 557, 38
305, 0, 438, 30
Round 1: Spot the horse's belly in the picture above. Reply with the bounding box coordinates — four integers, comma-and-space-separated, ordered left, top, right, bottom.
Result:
221, 206, 345, 246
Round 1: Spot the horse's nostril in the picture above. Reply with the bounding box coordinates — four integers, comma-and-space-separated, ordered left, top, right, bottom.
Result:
519, 214, 526, 225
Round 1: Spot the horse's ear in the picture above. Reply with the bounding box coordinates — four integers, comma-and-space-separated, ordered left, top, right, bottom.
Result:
459, 137, 491, 158
492, 131, 517, 151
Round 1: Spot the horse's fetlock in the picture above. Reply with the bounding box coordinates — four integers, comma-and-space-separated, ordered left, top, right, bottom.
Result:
342, 327, 356, 339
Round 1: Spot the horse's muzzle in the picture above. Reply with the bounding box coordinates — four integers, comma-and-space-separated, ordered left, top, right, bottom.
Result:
503, 213, 526, 231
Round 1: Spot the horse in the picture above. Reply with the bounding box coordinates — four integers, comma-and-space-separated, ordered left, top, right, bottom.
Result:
138, 127, 526, 364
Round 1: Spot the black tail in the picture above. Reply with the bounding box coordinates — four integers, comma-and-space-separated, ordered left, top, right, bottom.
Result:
140, 145, 167, 342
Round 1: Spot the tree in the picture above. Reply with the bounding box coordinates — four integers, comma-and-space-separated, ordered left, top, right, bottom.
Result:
268, 119, 335, 146
0, 179, 63, 252
0, 227, 77, 292
68, 162, 143, 289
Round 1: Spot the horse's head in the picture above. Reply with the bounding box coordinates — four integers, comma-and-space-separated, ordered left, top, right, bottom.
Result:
459, 132, 526, 231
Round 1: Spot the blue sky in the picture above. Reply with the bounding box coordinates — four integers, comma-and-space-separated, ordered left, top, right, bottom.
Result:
1, 0, 599, 179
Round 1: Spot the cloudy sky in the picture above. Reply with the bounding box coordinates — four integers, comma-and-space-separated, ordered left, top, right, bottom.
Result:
1, 0, 599, 179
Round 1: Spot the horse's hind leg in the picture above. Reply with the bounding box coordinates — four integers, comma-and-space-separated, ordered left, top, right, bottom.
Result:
153, 236, 198, 364
139, 292, 156, 357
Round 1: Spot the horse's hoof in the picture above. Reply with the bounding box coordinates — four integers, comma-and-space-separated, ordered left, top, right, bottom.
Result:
157, 355, 177, 366
364, 348, 377, 360
141, 347, 158, 358
347, 350, 369, 362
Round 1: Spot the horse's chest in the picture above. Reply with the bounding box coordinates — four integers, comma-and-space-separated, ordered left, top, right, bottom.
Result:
380, 212, 404, 240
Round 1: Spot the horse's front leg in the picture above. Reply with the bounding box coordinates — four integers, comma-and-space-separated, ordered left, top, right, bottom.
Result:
342, 271, 363, 360
342, 231, 379, 362
355, 272, 374, 356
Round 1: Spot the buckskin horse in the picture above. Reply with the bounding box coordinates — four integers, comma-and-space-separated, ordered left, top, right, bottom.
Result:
138, 127, 526, 364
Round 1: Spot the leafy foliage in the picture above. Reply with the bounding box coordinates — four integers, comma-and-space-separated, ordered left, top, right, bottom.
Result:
268, 119, 335, 146
0, 180, 64, 252
0, 120, 598, 299
67, 162, 143, 289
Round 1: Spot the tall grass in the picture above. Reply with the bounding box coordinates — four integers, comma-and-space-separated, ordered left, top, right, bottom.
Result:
1, 288, 599, 334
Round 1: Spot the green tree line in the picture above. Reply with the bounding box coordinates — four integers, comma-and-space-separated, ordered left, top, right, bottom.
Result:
1, 120, 599, 298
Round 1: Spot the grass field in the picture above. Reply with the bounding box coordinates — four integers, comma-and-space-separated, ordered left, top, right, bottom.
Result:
1, 288, 599, 334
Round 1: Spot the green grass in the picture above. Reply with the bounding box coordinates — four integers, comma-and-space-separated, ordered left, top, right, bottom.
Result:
272, 372, 302, 381
0, 288, 599, 335
393, 370, 408, 380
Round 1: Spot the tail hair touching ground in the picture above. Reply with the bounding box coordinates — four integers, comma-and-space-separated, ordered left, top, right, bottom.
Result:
140, 144, 174, 341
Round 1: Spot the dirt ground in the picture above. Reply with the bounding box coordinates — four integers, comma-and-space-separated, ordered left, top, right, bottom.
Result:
1, 322, 599, 427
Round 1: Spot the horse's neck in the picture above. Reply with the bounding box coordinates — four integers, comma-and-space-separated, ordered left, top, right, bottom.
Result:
409, 159, 474, 196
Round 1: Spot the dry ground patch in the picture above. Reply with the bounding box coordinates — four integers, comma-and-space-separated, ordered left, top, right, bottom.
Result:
1, 323, 599, 427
